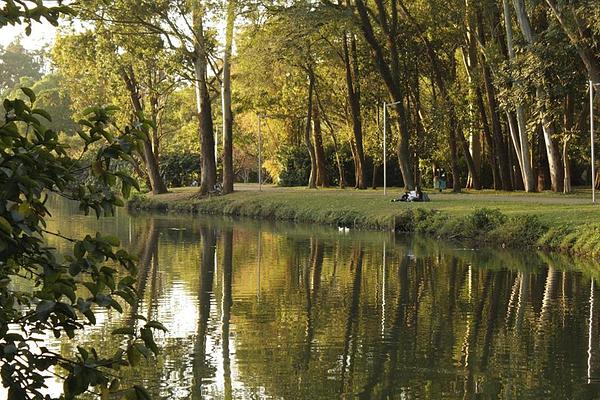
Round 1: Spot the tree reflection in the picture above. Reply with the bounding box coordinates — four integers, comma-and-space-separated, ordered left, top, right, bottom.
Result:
191, 225, 216, 398
41, 205, 600, 399
221, 227, 233, 400
340, 245, 364, 396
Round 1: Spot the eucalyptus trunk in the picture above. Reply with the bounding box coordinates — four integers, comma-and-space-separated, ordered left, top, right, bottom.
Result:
478, 5, 513, 190
462, 10, 482, 189
318, 99, 345, 188
192, 4, 216, 195
305, 70, 317, 189
221, 0, 236, 194
342, 32, 367, 189
119, 66, 167, 195
512, 0, 563, 191
500, 0, 536, 192
353, 0, 414, 189
563, 92, 574, 193
312, 101, 328, 187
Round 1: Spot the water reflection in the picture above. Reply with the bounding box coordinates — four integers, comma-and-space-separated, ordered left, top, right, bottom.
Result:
21, 199, 600, 399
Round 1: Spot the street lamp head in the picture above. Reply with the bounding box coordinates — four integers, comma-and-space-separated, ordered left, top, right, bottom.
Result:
384, 100, 403, 107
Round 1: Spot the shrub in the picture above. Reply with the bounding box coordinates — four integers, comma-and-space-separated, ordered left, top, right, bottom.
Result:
277, 146, 311, 186
160, 152, 200, 187
468, 208, 507, 232
489, 214, 547, 247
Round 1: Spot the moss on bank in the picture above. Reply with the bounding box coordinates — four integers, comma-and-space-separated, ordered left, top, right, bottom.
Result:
128, 190, 600, 258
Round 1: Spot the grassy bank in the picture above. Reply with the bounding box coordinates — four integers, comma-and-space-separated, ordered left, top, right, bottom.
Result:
128, 185, 600, 258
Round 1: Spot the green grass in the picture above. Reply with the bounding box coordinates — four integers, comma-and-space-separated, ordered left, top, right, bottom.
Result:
128, 185, 600, 257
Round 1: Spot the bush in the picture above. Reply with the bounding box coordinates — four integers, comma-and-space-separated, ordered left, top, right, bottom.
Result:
468, 208, 507, 232
160, 152, 200, 187
277, 146, 311, 186
489, 214, 547, 247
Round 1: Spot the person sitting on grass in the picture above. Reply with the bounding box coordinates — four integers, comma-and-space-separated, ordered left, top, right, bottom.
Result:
392, 187, 428, 202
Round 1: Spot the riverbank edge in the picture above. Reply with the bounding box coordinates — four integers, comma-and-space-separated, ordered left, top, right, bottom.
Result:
127, 193, 600, 259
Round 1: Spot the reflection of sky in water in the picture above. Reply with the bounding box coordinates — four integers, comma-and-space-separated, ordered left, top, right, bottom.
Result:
4, 197, 600, 399
143, 282, 200, 338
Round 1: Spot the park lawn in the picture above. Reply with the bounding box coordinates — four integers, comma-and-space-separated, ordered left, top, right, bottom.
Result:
136, 185, 599, 229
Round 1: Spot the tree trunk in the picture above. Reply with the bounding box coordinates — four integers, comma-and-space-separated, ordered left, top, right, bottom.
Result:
501, 0, 536, 192
119, 66, 167, 195
478, 6, 513, 190
305, 70, 317, 189
393, 102, 414, 190
372, 164, 377, 189
535, 126, 550, 190
449, 111, 462, 192
461, 21, 482, 189
141, 141, 167, 194
455, 106, 481, 189
342, 33, 366, 189
353, 0, 414, 189
192, 5, 216, 195
475, 86, 498, 189
396, 0, 478, 190
318, 99, 345, 188
221, 0, 235, 194
350, 139, 359, 188
512, 0, 563, 191
563, 92, 574, 193
312, 100, 328, 187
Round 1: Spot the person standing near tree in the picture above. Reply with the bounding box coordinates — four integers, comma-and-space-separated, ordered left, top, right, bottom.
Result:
439, 169, 447, 192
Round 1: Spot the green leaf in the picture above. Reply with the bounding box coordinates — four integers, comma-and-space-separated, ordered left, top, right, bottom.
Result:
20, 87, 36, 103
146, 321, 168, 332
32, 108, 52, 122
0, 216, 12, 234
111, 327, 135, 335
77, 346, 89, 360
140, 327, 159, 355
74, 242, 85, 259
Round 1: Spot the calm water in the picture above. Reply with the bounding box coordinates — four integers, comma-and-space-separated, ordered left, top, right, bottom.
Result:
9, 198, 600, 399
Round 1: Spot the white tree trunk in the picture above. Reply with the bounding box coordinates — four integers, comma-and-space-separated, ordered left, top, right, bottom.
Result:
221, 0, 235, 194
512, 0, 563, 191
192, 3, 216, 194
502, 0, 536, 192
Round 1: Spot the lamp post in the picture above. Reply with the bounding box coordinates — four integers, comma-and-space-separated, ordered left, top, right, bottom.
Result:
591, 80, 595, 203
258, 115, 262, 192
383, 100, 402, 196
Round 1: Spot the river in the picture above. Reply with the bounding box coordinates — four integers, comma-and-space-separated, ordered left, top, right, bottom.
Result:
10, 197, 600, 399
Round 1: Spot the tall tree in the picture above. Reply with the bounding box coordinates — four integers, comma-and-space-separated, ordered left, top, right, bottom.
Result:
511, 0, 563, 191
0, 39, 43, 95
221, 0, 237, 194
305, 67, 318, 188
353, 0, 415, 189
342, 31, 367, 189
52, 27, 172, 194
501, 0, 536, 191
544, 0, 600, 85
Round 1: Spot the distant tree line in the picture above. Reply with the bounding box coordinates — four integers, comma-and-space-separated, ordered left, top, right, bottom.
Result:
2, 0, 599, 193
